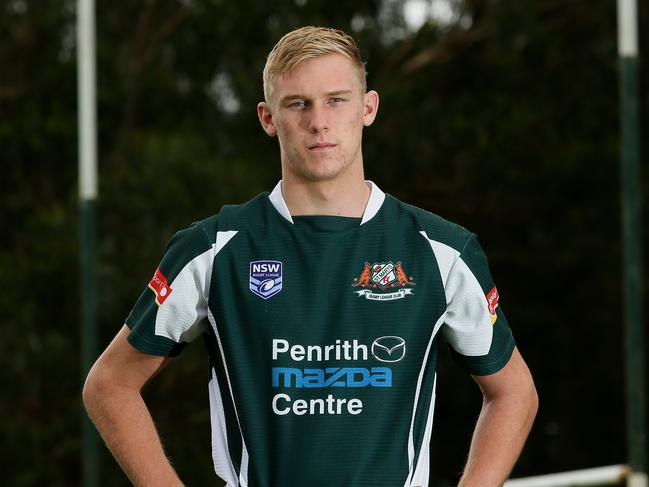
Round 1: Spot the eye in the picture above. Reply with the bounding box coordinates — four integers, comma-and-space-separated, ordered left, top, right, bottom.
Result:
289, 100, 307, 109
330, 97, 345, 105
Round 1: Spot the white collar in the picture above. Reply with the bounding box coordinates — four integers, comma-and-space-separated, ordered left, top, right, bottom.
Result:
268, 180, 385, 225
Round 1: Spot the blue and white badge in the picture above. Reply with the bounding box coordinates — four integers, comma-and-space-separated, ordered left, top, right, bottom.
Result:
249, 260, 283, 299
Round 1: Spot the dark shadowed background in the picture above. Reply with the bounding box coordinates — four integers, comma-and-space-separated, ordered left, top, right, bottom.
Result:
1, 0, 648, 485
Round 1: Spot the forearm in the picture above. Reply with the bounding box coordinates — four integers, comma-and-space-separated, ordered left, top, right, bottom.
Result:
83, 375, 183, 487
459, 389, 538, 487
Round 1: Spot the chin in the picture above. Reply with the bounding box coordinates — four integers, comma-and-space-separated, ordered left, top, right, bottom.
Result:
296, 170, 340, 183
306, 163, 350, 181
291, 159, 348, 182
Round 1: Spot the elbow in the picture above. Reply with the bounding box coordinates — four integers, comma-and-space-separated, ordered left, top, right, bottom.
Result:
82, 365, 100, 416
527, 380, 539, 426
82, 362, 113, 419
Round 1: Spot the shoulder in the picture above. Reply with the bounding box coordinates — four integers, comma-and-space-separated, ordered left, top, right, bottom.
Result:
384, 194, 473, 253
177, 191, 270, 241
207, 192, 271, 233
165, 192, 270, 255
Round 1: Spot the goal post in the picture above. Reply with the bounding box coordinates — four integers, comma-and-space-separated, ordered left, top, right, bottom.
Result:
617, 0, 647, 485
505, 465, 629, 487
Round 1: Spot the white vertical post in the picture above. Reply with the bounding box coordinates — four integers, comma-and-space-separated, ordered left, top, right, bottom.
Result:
77, 0, 99, 486
78, 0, 97, 201
617, 1, 646, 486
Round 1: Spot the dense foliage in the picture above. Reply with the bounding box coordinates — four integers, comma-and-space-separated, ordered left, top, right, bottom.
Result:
2, 0, 647, 485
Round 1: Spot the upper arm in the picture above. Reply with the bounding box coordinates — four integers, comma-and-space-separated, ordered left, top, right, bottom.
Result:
84, 325, 171, 395
125, 222, 216, 357
442, 234, 515, 375
84, 221, 217, 397
471, 347, 537, 402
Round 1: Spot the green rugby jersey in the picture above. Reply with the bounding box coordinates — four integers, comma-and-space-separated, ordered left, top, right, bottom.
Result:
125, 181, 515, 487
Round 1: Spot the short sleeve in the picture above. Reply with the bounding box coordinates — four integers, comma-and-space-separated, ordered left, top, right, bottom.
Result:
125, 221, 214, 356
442, 234, 515, 375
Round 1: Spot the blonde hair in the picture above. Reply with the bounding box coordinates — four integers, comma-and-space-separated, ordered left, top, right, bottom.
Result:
263, 26, 367, 103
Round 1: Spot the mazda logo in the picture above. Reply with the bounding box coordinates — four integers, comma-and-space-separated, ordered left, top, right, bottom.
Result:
371, 336, 406, 362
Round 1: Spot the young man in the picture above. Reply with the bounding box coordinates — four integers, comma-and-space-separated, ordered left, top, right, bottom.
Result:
83, 26, 538, 487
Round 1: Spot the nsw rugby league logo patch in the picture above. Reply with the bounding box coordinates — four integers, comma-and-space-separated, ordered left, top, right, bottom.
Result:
352, 261, 415, 301
250, 260, 283, 299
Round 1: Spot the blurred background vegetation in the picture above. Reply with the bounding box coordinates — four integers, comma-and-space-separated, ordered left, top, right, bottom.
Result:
1, 0, 648, 485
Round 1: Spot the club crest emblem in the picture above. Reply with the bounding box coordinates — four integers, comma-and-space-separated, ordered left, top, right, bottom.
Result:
352, 261, 415, 301
250, 260, 283, 299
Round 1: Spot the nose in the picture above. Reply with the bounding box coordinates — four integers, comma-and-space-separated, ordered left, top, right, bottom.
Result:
307, 104, 328, 134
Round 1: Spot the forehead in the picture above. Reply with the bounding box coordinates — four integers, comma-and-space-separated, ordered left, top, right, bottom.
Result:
272, 53, 361, 98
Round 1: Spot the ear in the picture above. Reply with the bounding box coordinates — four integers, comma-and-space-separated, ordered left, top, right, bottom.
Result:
362, 90, 379, 127
257, 102, 277, 137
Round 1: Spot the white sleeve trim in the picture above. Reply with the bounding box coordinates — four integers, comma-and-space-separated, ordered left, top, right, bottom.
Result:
419, 231, 494, 357
443, 256, 494, 356
154, 230, 238, 344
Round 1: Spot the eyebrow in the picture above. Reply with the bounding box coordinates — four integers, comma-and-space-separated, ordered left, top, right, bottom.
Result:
279, 89, 354, 104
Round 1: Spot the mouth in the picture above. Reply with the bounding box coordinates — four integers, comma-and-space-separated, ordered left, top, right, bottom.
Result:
307, 143, 337, 152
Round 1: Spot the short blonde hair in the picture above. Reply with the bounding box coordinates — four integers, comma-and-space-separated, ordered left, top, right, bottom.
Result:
263, 26, 367, 103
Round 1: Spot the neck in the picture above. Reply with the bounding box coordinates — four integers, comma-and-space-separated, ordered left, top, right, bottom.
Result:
281, 172, 371, 218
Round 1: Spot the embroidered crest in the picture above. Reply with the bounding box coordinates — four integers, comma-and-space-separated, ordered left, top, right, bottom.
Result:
352, 261, 415, 301
250, 260, 283, 299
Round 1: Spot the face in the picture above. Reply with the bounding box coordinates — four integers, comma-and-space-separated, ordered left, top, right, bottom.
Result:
257, 54, 379, 183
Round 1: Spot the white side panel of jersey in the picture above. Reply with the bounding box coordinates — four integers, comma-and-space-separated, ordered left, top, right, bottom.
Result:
215, 230, 239, 255
154, 230, 238, 343
419, 231, 459, 287
409, 374, 437, 487
209, 369, 239, 486
208, 307, 249, 487
206, 230, 249, 486
403, 313, 446, 487
419, 231, 494, 357
444, 257, 494, 356
154, 248, 212, 343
